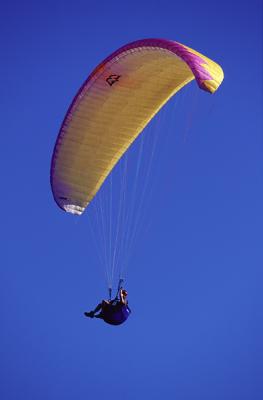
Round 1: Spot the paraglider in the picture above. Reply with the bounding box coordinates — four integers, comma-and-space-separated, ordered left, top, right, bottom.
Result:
84, 287, 131, 326
50, 38, 224, 325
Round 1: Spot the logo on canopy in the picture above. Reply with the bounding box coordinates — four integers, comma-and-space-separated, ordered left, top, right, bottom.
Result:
106, 74, 121, 86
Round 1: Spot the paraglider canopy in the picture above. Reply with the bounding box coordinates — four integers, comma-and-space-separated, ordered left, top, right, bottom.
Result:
50, 38, 223, 215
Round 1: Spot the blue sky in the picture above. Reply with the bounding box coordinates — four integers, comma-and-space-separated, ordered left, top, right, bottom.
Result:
1, 1, 262, 399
